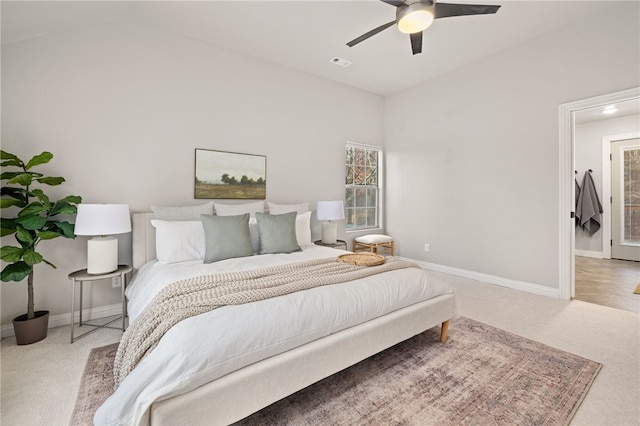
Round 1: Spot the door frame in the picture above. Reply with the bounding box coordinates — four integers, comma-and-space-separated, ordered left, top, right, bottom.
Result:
603, 133, 640, 259
558, 87, 640, 300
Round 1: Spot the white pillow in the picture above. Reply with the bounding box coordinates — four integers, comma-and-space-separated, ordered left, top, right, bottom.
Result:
295, 211, 312, 247
151, 220, 205, 263
214, 201, 264, 218
151, 202, 213, 220
267, 202, 309, 215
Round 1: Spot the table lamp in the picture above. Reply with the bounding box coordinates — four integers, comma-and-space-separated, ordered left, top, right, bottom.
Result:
317, 200, 345, 244
74, 204, 131, 274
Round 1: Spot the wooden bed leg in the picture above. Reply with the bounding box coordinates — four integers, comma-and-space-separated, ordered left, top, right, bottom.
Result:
440, 320, 449, 343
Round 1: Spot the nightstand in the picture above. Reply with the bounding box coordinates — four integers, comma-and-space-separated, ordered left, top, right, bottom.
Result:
314, 239, 348, 251
68, 264, 132, 343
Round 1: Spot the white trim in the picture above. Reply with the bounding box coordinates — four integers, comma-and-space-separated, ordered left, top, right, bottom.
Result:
402, 257, 561, 299
1, 303, 122, 339
575, 249, 604, 259
602, 132, 640, 259
558, 87, 640, 301
345, 140, 382, 150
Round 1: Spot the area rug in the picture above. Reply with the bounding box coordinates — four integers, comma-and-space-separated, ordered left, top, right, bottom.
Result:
72, 317, 601, 425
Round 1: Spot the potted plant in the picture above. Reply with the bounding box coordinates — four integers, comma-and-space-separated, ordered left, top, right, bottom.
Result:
1, 150, 82, 345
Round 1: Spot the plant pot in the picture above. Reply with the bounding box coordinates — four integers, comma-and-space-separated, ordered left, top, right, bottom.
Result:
12, 310, 50, 345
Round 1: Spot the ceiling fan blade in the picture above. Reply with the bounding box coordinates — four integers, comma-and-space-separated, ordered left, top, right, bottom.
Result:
434, 3, 501, 19
410, 32, 423, 55
347, 20, 397, 47
380, 0, 406, 7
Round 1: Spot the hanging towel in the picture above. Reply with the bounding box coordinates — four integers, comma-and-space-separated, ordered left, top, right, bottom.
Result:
575, 177, 581, 226
576, 171, 603, 234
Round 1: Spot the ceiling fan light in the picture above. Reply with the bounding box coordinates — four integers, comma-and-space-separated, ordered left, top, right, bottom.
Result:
397, 4, 434, 34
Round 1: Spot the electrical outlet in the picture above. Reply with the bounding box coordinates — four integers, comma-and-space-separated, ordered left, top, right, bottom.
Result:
424, 243, 430, 253
112, 276, 122, 288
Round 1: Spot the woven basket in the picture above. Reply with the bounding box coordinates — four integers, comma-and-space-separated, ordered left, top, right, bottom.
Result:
338, 252, 385, 266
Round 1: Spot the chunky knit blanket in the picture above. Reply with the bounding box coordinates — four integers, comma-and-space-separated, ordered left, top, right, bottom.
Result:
113, 256, 418, 387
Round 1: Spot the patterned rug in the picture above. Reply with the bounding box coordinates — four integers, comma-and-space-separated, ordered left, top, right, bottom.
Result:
72, 317, 601, 425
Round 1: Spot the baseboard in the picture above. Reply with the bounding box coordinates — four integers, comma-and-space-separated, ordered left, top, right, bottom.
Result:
402, 257, 561, 299
1, 303, 122, 339
575, 249, 604, 259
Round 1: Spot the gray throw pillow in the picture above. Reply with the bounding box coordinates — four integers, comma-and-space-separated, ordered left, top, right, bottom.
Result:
201, 213, 253, 263
256, 212, 302, 255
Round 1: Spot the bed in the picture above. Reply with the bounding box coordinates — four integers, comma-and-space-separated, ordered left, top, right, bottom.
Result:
94, 208, 456, 426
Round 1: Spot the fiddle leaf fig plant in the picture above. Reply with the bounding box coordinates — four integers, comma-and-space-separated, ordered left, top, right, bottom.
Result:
0, 150, 82, 320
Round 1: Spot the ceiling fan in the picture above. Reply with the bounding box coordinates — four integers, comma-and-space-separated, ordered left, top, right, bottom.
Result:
347, 0, 501, 55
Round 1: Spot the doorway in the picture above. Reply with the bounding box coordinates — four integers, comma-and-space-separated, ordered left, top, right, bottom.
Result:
611, 138, 640, 261
558, 87, 640, 302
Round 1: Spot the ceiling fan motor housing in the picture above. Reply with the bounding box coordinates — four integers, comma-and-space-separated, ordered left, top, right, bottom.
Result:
396, 1, 436, 34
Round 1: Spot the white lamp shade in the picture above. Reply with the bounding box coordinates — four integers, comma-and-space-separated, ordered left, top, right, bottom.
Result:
74, 204, 131, 236
316, 201, 345, 221
75, 204, 131, 274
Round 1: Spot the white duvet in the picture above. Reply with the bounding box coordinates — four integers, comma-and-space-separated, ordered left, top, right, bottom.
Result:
94, 246, 453, 426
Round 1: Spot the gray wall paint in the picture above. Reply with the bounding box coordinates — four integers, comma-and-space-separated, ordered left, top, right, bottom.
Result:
575, 115, 640, 253
1, 18, 384, 324
384, 3, 640, 289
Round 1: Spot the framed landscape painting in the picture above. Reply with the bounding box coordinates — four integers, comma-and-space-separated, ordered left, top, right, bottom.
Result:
195, 149, 266, 199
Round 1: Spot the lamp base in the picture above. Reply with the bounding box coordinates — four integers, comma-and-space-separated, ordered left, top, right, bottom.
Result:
87, 236, 118, 275
321, 222, 338, 245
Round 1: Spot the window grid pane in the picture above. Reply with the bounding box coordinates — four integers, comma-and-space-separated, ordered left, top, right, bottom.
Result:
623, 148, 640, 243
345, 144, 380, 230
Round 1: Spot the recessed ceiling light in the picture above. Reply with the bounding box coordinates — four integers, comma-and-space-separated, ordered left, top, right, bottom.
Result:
602, 105, 618, 115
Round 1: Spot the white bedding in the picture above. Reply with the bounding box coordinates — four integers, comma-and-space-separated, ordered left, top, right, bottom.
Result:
95, 245, 453, 426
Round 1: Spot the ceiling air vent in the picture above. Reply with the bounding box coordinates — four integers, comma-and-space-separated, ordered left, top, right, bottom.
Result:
330, 57, 352, 68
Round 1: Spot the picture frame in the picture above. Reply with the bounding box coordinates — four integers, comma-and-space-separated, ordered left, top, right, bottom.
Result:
194, 149, 266, 199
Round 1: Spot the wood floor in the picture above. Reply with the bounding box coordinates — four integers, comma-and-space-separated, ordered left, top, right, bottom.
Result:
575, 256, 640, 313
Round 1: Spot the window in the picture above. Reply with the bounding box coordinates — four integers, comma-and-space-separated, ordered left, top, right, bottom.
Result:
345, 143, 381, 230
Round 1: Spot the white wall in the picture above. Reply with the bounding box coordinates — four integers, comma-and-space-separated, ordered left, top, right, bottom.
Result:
575, 115, 640, 254
384, 3, 640, 291
1, 17, 384, 325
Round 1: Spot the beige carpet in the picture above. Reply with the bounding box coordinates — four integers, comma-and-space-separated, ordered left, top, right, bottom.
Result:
71, 317, 601, 425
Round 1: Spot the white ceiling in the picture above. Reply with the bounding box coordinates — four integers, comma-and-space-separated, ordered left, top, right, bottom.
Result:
574, 98, 640, 124
0, 1, 628, 96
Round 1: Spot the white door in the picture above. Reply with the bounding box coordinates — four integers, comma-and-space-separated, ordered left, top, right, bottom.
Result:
611, 138, 640, 261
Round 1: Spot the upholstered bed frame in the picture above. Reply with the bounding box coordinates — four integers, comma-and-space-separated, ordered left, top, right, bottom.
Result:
130, 212, 456, 425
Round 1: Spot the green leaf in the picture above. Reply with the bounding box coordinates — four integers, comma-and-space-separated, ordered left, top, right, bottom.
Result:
1, 159, 23, 167
1, 261, 32, 282
1, 171, 23, 181
0, 198, 23, 208
0, 246, 24, 262
25, 152, 53, 170
31, 189, 51, 208
15, 225, 35, 245
1, 227, 17, 237
16, 214, 47, 231
54, 221, 75, 238
1, 187, 27, 204
35, 176, 64, 186
37, 230, 60, 240
57, 195, 82, 205
50, 201, 77, 216
1, 218, 17, 237
23, 249, 43, 266
0, 150, 20, 162
18, 202, 46, 217
8, 173, 34, 186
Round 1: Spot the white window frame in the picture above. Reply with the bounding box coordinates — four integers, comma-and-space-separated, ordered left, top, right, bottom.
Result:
345, 141, 383, 232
